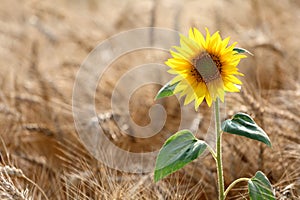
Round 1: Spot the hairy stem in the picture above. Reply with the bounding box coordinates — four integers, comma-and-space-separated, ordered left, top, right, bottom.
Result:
215, 98, 224, 200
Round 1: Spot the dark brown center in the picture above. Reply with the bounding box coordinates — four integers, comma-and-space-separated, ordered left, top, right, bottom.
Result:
191, 52, 222, 84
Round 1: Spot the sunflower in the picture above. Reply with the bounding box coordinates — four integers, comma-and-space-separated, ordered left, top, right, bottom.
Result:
166, 28, 246, 109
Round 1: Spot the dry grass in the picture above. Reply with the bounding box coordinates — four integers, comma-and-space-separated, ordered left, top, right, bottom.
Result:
0, 0, 299, 199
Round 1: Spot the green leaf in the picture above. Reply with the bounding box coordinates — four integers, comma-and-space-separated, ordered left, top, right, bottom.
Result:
222, 113, 271, 147
248, 171, 275, 200
233, 47, 253, 56
154, 130, 207, 182
155, 81, 179, 100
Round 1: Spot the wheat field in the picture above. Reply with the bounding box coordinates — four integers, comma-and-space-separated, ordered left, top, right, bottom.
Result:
0, 0, 299, 199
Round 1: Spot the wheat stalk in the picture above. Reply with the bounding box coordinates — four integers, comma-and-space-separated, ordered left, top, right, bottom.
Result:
0, 166, 48, 200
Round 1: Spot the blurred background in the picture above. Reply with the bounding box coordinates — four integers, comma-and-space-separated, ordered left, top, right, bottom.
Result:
0, 0, 299, 199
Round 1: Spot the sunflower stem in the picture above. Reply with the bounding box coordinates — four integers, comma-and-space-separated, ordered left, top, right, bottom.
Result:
215, 98, 225, 200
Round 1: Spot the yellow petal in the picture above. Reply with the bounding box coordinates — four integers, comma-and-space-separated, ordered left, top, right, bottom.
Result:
173, 46, 194, 60
193, 28, 206, 48
189, 28, 196, 42
194, 95, 205, 110
195, 82, 206, 98
179, 34, 201, 53
170, 50, 187, 60
174, 81, 188, 94
205, 28, 211, 48
225, 75, 242, 85
205, 90, 213, 107
224, 82, 240, 92
221, 36, 230, 49
166, 58, 191, 70
167, 69, 178, 74
184, 87, 195, 105
171, 75, 184, 84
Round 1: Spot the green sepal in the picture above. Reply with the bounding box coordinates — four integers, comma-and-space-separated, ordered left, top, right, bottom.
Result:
222, 113, 271, 147
233, 47, 253, 55
248, 171, 275, 200
155, 80, 179, 100
154, 130, 207, 182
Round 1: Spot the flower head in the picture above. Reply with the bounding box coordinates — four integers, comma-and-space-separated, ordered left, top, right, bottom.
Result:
166, 28, 246, 109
